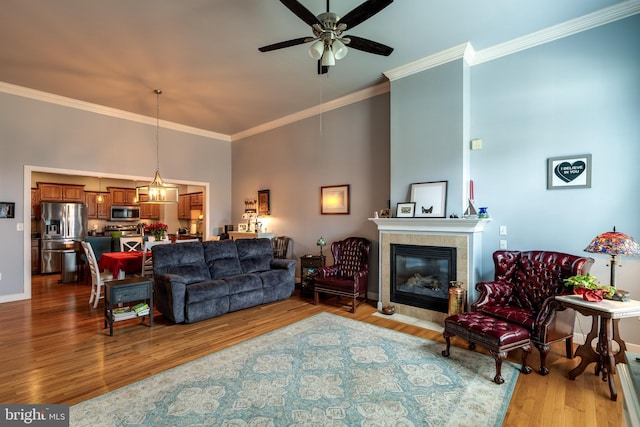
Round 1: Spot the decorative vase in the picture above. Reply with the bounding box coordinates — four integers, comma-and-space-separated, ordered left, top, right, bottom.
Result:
478, 207, 489, 218
573, 286, 603, 302
154, 231, 164, 241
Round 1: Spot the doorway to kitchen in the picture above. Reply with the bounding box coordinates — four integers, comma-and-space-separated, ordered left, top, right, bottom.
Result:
22, 164, 210, 301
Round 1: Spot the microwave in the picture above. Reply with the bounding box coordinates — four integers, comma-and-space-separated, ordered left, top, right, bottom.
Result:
110, 205, 140, 222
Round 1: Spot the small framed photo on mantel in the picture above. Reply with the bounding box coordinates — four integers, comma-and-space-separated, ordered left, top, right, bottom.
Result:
396, 202, 415, 218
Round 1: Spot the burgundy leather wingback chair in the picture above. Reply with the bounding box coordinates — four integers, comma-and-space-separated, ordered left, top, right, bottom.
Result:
472, 250, 594, 375
314, 237, 371, 313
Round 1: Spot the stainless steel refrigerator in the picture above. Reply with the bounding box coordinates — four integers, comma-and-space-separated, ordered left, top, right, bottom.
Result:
40, 202, 88, 278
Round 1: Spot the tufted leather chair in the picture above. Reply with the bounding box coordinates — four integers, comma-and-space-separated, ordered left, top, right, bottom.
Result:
472, 250, 594, 375
313, 237, 371, 313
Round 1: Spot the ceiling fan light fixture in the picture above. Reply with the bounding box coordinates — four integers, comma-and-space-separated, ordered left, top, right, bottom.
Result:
321, 45, 335, 66
333, 39, 348, 60
308, 40, 324, 60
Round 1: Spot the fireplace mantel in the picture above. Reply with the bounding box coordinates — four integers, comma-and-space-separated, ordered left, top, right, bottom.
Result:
370, 217, 490, 324
369, 218, 490, 233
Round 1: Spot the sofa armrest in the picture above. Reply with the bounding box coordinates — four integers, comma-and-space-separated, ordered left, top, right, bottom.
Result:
472, 280, 517, 311
153, 273, 188, 323
270, 258, 296, 273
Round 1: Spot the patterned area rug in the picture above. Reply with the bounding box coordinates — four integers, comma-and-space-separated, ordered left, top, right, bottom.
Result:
71, 313, 518, 426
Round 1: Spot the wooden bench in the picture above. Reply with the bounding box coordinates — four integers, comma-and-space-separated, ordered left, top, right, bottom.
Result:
441, 312, 533, 384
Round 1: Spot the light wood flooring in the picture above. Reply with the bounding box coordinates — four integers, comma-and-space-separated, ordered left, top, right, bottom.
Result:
0, 274, 624, 426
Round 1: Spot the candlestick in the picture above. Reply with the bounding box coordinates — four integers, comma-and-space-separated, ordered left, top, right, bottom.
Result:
469, 180, 475, 201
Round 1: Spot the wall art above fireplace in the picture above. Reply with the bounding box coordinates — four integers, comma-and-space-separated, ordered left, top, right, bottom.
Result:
410, 181, 447, 218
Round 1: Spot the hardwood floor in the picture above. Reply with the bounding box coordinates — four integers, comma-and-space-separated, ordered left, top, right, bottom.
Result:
0, 274, 624, 426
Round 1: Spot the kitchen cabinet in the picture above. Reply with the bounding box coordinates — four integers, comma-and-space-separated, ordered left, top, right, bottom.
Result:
178, 194, 191, 219
31, 188, 40, 219
31, 239, 40, 274
38, 183, 85, 202
138, 194, 160, 219
190, 192, 203, 209
109, 187, 137, 206
85, 192, 111, 219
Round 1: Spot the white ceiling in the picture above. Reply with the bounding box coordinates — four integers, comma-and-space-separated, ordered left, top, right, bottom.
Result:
0, 0, 628, 137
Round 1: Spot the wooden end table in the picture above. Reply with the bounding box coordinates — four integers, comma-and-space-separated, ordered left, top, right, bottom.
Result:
555, 295, 640, 401
104, 277, 153, 336
300, 255, 325, 298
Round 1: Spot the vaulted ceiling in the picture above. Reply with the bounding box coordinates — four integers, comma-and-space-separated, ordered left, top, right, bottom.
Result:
0, 0, 627, 137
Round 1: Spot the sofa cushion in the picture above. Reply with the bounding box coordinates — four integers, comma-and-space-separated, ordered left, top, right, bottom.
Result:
153, 242, 211, 285
236, 238, 272, 273
476, 305, 535, 330
203, 240, 242, 279
223, 274, 262, 294
186, 280, 230, 304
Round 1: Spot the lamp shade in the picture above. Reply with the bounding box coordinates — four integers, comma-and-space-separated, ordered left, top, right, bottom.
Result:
332, 39, 348, 60
584, 228, 640, 256
321, 46, 335, 66
308, 40, 324, 60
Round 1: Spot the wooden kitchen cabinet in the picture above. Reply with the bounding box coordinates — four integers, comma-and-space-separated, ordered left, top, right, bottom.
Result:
31, 188, 40, 218
85, 192, 111, 219
109, 187, 137, 206
178, 194, 191, 219
38, 183, 85, 202
138, 194, 160, 219
190, 192, 203, 209
31, 239, 40, 274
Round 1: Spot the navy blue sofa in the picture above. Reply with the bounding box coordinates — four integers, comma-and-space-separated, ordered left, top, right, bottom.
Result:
152, 238, 296, 323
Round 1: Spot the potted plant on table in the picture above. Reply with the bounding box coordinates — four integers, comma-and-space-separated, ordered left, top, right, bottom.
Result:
564, 274, 616, 302
145, 222, 168, 241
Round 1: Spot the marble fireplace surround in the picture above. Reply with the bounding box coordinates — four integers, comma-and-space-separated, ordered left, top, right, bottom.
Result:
370, 218, 490, 325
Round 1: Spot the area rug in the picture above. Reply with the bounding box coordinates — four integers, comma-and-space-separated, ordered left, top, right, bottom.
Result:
71, 312, 518, 426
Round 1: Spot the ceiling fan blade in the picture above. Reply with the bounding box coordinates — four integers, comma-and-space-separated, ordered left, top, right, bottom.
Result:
346, 36, 393, 56
279, 0, 322, 27
339, 0, 393, 30
317, 60, 329, 75
258, 37, 310, 52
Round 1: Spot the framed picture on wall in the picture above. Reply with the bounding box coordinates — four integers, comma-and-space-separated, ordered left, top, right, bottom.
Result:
410, 181, 447, 218
258, 189, 270, 216
547, 154, 592, 189
0, 202, 15, 218
321, 184, 350, 215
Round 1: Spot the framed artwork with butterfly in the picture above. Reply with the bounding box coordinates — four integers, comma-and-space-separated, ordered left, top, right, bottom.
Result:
547, 154, 592, 189
410, 181, 447, 218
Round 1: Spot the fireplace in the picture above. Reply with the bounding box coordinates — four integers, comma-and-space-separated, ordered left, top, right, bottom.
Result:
391, 244, 456, 313
370, 218, 489, 324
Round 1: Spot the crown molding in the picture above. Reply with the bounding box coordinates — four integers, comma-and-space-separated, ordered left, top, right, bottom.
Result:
0, 81, 231, 142
384, 43, 475, 82
230, 82, 390, 141
471, 0, 640, 65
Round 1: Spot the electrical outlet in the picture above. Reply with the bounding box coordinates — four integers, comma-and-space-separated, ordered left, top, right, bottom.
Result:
17, 223, 24, 231
499, 240, 507, 250
0, 272, 2, 281
499, 225, 507, 236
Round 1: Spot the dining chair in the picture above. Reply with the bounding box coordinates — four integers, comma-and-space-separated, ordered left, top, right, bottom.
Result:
82, 241, 117, 308
271, 236, 290, 259
120, 236, 143, 252
141, 240, 170, 277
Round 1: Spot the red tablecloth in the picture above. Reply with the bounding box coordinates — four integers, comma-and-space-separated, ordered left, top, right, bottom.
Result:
99, 251, 147, 279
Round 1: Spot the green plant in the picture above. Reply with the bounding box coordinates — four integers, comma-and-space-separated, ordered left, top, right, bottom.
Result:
564, 274, 616, 298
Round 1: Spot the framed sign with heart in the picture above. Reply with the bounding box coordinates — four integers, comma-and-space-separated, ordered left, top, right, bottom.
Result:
547, 154, 592, 189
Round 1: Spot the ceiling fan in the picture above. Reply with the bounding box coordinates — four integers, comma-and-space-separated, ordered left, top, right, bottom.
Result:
259, 0, 394, 74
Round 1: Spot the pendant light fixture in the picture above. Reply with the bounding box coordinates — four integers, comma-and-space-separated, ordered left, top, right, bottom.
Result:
96, 177, 104, 203
136, 89, 179, 204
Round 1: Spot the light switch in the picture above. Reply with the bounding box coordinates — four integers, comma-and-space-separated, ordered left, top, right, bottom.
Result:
499, 225, 507, 236
17, 223, 24, 231
471, 139, 483, 150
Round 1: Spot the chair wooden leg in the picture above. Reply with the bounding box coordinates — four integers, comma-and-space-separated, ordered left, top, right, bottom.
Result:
313, 290, 319, 306
351, 296, 356, 313
92, 284, 101, 308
